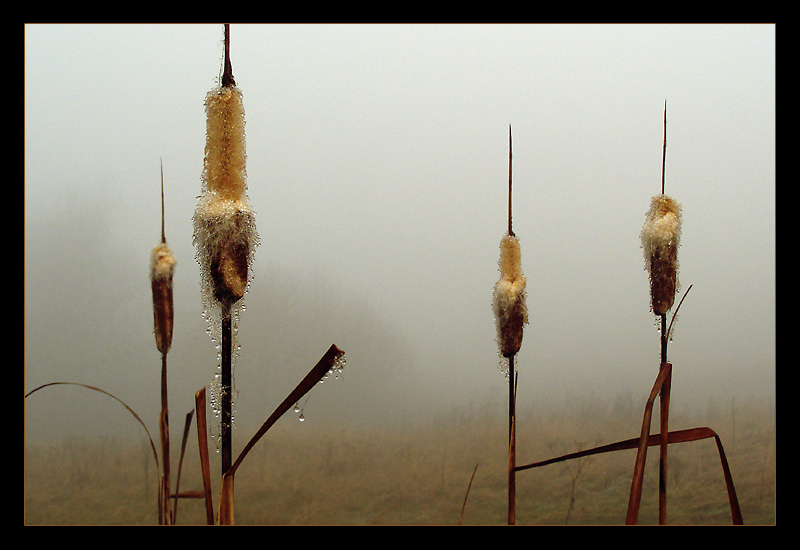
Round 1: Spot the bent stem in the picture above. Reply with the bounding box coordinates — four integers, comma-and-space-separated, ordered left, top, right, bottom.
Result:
626, 361, 672, 524
25, 382, 163, 522
515, 426, 743, 524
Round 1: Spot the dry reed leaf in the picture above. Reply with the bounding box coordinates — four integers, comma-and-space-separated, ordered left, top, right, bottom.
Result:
218, 473, 235, 525
514, 360, 743, 525
194, 387, 215, 525
215, 345, 345, 525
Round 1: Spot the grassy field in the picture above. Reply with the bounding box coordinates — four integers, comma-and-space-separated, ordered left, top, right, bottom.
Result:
24, 398, 775, 525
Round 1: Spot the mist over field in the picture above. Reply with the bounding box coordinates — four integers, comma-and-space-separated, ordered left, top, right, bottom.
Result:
25, 24, 774, 465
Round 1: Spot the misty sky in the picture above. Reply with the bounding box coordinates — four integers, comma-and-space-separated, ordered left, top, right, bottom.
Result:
24, 24, 775, 443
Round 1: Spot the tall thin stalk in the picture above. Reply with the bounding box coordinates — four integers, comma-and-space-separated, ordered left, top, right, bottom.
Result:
507, 126, 516, 526
220, 306, 233, 475
657, 101, 669, 525
151, 159, 176, 524
492, 125, 527, 525
629, 101, 682, 525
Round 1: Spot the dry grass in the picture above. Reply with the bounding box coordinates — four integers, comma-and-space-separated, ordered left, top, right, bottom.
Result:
24, 399, 775, 525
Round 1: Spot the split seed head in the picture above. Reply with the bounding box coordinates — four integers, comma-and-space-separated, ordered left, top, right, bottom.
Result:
493, 233, 529, 357
641, 194, 681, 315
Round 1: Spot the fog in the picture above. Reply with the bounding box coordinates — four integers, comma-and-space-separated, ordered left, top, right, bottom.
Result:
24, 24, 775, 444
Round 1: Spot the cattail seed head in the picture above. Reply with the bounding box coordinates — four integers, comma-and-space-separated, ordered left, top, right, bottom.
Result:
493, 233, 528, 357
193, 84, 258, 310
194, 196, 256, 307
203, 86, 247, 200
150, 242, 176, 354
641, 194, 681, 315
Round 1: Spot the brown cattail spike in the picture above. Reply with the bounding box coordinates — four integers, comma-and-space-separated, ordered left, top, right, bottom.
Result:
641, 194, 681, 315
193, 82, 258, 309
151, 242, 176, 353
493, 233, 529, 357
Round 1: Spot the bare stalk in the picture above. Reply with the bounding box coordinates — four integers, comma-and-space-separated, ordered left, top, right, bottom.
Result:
459, 463, 480, 525
661, 100, 667, 195
220, 304, 233, 476
508, 124, 514, 236
508, 366, 517, 525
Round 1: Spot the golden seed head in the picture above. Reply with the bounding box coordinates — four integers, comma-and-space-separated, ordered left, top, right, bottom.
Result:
641, 194, 682, 314
493, 233, 528, 357
202, 86, 247, 201
150, 242, 176, 354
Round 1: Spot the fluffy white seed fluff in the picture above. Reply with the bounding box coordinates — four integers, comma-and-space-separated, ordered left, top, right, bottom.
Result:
640, 194, 682, 314
641, 194, 681, 260
150, 242, 177, 282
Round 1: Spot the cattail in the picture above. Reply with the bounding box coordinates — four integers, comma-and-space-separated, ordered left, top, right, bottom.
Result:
150, 241, 176, 354
641, 194, 681, 315
493, 233, 529, 358
193, 85, 258, 309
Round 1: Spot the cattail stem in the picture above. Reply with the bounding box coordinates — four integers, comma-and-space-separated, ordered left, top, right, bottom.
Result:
220, 304, 233, 477
658, 101, 669, 524
508, 124, 514, 236
661, 100, 667, 195
508, 362, 517, 525
222, 24, 235, 88
160, 159, 166, 243
159, 352, 171, 524
151, 159, 176, 524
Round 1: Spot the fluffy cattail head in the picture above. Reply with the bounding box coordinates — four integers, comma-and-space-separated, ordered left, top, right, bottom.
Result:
493, 233, 528, 357
151, 242, 176, 354
641, 194, 681, 315
193, 84, 258, 309
194, 196, 257, 307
